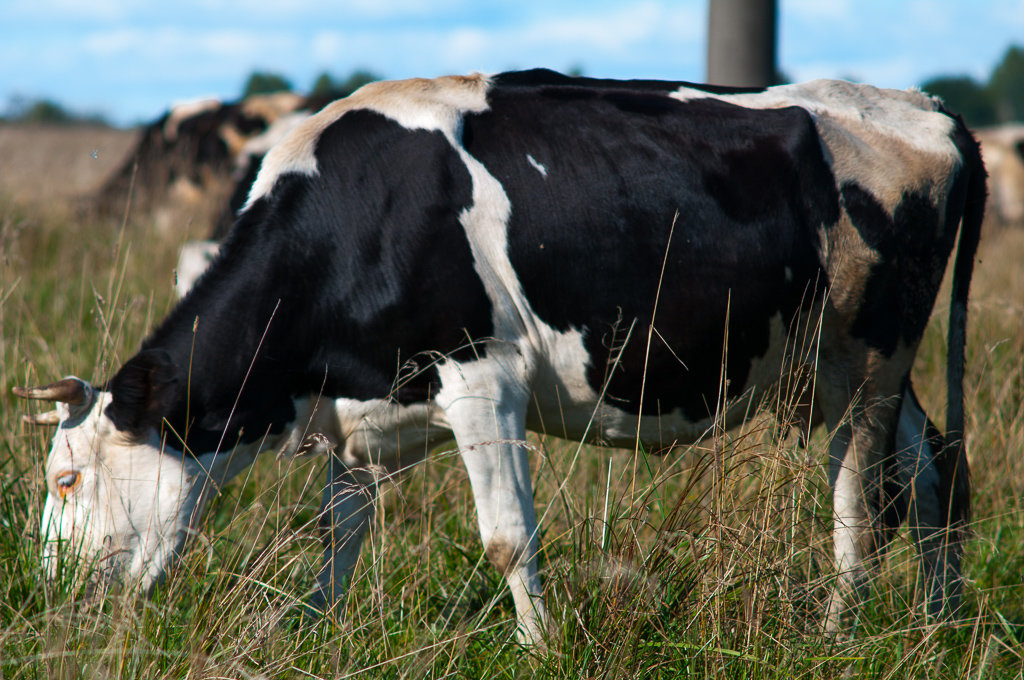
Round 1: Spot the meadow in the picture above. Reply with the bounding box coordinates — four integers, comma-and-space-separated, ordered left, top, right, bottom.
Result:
0, 129, 1022, 678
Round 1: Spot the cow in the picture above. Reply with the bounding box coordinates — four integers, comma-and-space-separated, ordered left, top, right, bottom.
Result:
16, 69, 984, 646
976, 124, 1024, 229
174, 111, 312, 297
91, 91, 308, 234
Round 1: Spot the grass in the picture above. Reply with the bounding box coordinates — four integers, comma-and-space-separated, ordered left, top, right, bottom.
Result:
1, 193, 1024, 679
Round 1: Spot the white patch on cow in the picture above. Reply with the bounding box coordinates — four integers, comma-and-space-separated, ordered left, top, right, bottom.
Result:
526, 154, 548, 178
247, 74, 491, 209
433, 353, 547, 645
175, 240, 221, 298
331, 397, 452, 470
669, 79, 962, 206
232, 112, 312, 215
671, 80, 952, 150
237, 112, 311, 170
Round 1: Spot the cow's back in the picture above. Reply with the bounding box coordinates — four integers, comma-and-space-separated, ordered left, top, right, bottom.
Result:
195, 72, 976, 451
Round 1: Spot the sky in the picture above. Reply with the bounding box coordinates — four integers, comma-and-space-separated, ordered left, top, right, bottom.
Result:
2, 0, 1023, 127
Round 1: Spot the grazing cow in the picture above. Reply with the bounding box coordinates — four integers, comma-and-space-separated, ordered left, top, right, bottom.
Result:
976, 124, 1024, 229
17, 70, 983, 644
173, 111, 312, 297
92, 92, 307, 233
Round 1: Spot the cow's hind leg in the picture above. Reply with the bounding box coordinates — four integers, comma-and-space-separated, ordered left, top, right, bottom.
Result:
436, 358, 547, 646
311, 453, 378, 616
816, 365, 904, 632
894, 384, 968, 620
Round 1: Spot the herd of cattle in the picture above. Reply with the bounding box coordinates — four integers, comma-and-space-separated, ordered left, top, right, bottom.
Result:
13, 69, 1010, 644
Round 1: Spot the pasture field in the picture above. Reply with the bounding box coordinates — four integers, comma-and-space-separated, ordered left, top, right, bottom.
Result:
1, 128, 1023, 678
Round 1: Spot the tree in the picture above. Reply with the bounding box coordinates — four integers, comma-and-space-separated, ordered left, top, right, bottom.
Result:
310, 72, 339, 98
241, 72, 294, 98
24, 100, 75, 123
309, 69, 381, 100
335, 69, 380, 97
2, 96, 109, 125
920, 76, 997, 128
988, 44, 1024, 122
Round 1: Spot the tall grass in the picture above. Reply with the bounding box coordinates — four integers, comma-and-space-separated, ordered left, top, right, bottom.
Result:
1, 196, 1023, 678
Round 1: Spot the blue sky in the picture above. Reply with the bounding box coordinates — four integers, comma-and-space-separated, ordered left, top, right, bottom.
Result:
2, 0, 1022, 126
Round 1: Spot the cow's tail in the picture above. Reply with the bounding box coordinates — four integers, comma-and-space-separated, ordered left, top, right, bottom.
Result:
941, 118, 986, 530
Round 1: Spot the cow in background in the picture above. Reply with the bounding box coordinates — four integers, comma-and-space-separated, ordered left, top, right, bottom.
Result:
977, 124, 1024, 229
172, 111, 311, 297
90, 92, 308, 234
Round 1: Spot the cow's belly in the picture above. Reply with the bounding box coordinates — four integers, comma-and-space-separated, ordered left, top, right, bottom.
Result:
330, 313, 801, 465
525, 313, 795, 450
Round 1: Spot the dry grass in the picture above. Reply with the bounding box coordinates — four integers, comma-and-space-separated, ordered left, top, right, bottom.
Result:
1, 137, 1023, 677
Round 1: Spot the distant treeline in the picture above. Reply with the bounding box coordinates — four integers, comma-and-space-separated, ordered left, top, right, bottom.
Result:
0, 68, 382, 127
0, 96, 111, 126
922, 45, 1024, 128
3, 50, 1022, 129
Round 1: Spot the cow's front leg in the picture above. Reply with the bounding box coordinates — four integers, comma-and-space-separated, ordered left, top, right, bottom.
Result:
436, 361, 547, 646
311, 453, 378, 615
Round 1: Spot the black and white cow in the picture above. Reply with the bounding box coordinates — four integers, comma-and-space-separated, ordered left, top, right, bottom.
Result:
92, 91, 308, 234
174, 110, 312, 297
16, 70, 984, 644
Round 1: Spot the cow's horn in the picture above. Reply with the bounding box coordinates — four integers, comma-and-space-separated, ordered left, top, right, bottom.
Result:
22, 410, 61, 426
12, 377, 90, 406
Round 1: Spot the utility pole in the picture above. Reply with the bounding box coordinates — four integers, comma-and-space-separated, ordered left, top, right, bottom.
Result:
706, 0, 778, 87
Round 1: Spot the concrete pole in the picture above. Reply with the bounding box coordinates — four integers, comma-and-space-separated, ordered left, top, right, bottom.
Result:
706, 0, 778, 87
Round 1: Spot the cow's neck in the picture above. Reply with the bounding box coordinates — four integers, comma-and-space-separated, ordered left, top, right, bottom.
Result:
132, 209, 329, 456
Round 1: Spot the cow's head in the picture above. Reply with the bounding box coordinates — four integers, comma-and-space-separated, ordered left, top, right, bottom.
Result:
14, 371, 222, 594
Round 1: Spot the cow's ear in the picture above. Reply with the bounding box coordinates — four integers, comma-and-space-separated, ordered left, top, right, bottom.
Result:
106, 349, 179, 437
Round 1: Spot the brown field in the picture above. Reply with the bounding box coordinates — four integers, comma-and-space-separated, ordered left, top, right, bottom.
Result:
0, 123, 138, 206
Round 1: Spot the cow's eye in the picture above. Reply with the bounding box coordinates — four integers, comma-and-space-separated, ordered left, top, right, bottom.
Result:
55, 470, 81, 498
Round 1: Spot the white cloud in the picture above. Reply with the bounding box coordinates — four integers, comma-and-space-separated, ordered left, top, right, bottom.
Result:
5, 0, 140, 21
3, 0, 1018, 125
81, 27, 297, 64
788, 56, 921, 89
522, 2, 702, 52
784, 0, 854, 24
335, 0, 466, 19
81, 29, 146, 57
907, 0, 955, 35
993, 0, 1024, 28
443, 28, 491, 64
311, 31, 346, 64
425, 2, 704, 73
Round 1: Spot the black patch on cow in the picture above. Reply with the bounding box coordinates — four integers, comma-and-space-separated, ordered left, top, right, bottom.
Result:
109, 110, 490, 455
844, 182, 951, 356
492, 68, 768, 96
462, 85, 838, 421
106, 349, 179, 438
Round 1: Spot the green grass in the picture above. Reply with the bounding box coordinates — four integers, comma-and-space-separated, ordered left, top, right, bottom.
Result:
2, 196, 1023, 678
